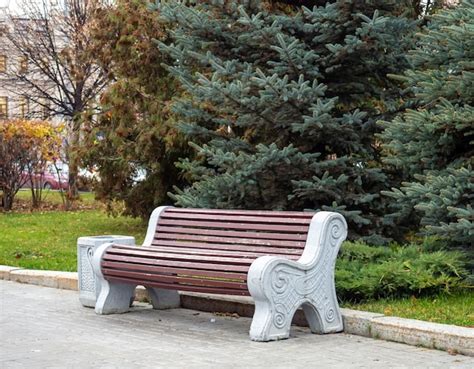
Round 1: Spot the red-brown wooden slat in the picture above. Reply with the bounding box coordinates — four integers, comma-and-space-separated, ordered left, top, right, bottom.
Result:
166, 208, 315, 218
112, 244, 301, 259
145, 241, 303, 254
158, 219, 308, 233
102, 261, 247, 281
103, 269, 248, 290
106, 276, 249, 296
161, 212, 312, 225
153, 229, 307, 246
103, 254, 251, 273
107, 247, 255, 265
155, 228, 307, 244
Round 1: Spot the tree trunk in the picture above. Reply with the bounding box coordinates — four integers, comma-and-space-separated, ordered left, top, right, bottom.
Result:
67, 116, 82, 202
29, 173, 42, 209
30, 185, 39, 208
67, 159, 79, 201
3, 191, 14, 211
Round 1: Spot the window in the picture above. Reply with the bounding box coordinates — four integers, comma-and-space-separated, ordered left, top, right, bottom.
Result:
0, 97, 8, 119
0, 55, 6, 73
20, 97, 29, 118
19, 56, 28, 74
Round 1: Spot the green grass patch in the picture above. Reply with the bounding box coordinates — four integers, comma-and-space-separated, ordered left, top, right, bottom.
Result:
344, 290, 474, 327
15, 189, 97, 207
0, 210, 146, 271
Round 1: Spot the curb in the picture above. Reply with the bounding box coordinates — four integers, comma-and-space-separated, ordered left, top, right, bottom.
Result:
1, 265, 472, 356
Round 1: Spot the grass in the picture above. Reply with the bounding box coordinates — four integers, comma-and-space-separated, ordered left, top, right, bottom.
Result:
0, 209, 146, 271
344, 290, 474, 327
14, 189, 97, 207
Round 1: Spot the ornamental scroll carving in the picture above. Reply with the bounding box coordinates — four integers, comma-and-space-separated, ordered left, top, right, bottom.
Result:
268, 217, 345, 327
248, 214, 347, 340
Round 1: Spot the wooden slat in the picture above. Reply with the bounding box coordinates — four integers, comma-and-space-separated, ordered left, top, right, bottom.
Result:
155, 228, 308, 242
106, 276, 249, 296
107, 247, 255, 265
161, 212, 312, 225
166, 208, 315, 218
103, 269, 247, 290
102, 261, 247, 281
146, 240, 303, 254
153, 228, 307, 245
112, 244, 301, 259
158, 219, 308, 233
103, 254, 251, 273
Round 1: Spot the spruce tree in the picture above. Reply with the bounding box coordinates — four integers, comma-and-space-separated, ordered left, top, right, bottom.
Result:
158, 0, 416, 242
380, 0, 473, 247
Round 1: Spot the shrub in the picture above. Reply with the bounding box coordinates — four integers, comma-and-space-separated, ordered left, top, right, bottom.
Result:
336, 242, 468, 302
0, 120, 62, 210
76, 174, 96, 192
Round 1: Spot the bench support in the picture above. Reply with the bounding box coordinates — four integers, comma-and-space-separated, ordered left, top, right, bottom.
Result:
95, 281, 136, 315
247, 212, 346, 341
91, 243, 181, 314
146, 287, 181, 310
91, 243, 136, 314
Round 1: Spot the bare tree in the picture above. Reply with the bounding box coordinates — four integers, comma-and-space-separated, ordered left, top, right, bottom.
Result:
2, 0, 108, 200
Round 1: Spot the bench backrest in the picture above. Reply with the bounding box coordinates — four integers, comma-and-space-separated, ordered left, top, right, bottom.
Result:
147, 207, 315, 258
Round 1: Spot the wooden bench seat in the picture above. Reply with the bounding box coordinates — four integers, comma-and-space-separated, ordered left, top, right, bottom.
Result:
91, 206, 347, 341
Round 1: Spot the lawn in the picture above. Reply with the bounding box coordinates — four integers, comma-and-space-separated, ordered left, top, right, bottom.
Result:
0, 209, 146, 271
343, 291, 473, 327
0, 196, 472, 327
14, 189, 98, 208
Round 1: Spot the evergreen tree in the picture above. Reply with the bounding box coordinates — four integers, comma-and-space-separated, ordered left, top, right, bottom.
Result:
81, 0, 189, 218
380, 0, 473, 247
158, 0, 416, 242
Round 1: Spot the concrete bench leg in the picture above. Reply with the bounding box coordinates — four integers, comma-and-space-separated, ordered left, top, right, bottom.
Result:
250, 297, 298, 341
247, 212, 346, 341
146, 287, 180, 309
248, 258, 343, 341
302, 296, 342, 334
95, 281, 136, 315
91, 242, 136, 315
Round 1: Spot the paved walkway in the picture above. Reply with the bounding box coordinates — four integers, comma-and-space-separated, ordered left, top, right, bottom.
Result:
0, 281, 472, 369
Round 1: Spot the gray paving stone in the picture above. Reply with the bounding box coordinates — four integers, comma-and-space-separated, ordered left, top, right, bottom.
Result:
0, 280, 472, 369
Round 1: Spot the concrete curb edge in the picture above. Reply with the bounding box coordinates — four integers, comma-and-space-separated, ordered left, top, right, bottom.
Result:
1, 265, 472, 356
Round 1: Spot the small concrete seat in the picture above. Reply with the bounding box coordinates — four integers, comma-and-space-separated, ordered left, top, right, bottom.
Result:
91, 206, 347, 341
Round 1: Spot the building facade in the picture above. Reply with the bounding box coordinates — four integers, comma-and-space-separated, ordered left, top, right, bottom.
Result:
0, 7, 53, 121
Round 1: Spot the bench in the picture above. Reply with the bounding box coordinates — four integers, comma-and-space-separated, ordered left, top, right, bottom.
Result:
91, 206, 347, 341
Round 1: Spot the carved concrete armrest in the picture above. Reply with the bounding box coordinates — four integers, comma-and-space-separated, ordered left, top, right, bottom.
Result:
247, 212, 347, 341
